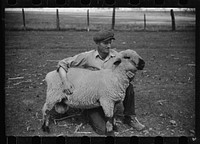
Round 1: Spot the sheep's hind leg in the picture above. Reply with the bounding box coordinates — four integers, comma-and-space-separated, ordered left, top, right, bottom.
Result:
99, 98, 115, 135
42, 112, 51, 133
41, 103, 52, 133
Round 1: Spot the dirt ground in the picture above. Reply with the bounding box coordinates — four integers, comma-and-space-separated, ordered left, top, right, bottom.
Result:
5, 31, 195, 137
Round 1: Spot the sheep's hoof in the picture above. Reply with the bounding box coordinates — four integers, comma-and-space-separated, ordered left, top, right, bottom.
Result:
106, 131, 115, 136
106, 121, 113, 132
42, 124, 50, 133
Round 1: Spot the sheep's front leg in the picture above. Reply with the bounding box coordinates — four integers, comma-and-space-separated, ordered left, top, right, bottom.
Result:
113, 117, 118, 132
99, 98, 114, 133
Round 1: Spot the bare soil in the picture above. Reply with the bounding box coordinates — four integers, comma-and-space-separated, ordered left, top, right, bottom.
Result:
5, 31, 195, 137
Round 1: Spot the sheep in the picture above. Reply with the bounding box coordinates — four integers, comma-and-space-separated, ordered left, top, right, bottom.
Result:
41, 49, 145, 134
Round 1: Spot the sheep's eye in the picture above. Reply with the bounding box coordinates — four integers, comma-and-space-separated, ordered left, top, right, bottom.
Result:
131, 61, 137, 66
124, 56, 130, 59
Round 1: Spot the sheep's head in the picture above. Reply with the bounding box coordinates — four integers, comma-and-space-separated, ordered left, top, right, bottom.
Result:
112, 56, 138, 75
119, 49, 145, 70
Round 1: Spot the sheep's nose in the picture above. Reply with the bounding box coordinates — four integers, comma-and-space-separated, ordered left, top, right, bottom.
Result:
137, 59, 145, 70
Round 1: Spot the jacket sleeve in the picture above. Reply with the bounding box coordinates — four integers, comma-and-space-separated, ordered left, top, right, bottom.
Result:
57, 52, 89, 72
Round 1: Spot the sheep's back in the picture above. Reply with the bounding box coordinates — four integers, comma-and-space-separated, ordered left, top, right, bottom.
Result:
67, 68, 101, 86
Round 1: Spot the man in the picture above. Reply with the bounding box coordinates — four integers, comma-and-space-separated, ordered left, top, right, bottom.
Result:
57, 30, 145, 133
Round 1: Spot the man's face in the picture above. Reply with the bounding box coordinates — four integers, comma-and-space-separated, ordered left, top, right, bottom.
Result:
97, 40, 112, 54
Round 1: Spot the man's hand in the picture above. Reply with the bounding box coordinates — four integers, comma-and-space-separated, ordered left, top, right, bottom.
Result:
58, 67, 74, 95
62, 81, 74, 95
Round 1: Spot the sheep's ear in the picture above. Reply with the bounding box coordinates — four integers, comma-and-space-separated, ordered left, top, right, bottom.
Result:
113, 58, 121, 66
137, 58, 145, 70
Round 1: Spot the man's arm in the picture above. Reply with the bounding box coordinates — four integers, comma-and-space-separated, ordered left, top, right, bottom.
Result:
57, 52, 89, 94
58, 66, 74, 94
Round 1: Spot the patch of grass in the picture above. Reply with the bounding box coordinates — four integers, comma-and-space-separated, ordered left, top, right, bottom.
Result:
5, 10, 195, 31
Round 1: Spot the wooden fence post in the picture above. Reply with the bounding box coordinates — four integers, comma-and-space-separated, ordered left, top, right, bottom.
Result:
111, 8, 115, 30
22, 8, 26, 30
144, 14, 146, 31
170, 9, 176, 31
56, 9, 60, 30
87, 9, 90, 32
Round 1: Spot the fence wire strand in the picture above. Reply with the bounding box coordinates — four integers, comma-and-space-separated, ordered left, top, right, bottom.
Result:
4, 8, 195, 31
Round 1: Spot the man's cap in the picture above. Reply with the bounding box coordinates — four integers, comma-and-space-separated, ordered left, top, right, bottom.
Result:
93, 30, 115, 43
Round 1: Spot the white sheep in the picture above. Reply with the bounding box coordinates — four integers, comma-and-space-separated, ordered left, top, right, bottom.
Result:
41, 49, 145, 134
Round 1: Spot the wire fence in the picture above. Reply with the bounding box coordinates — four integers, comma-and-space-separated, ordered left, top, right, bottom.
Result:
5, 8, 195, 31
